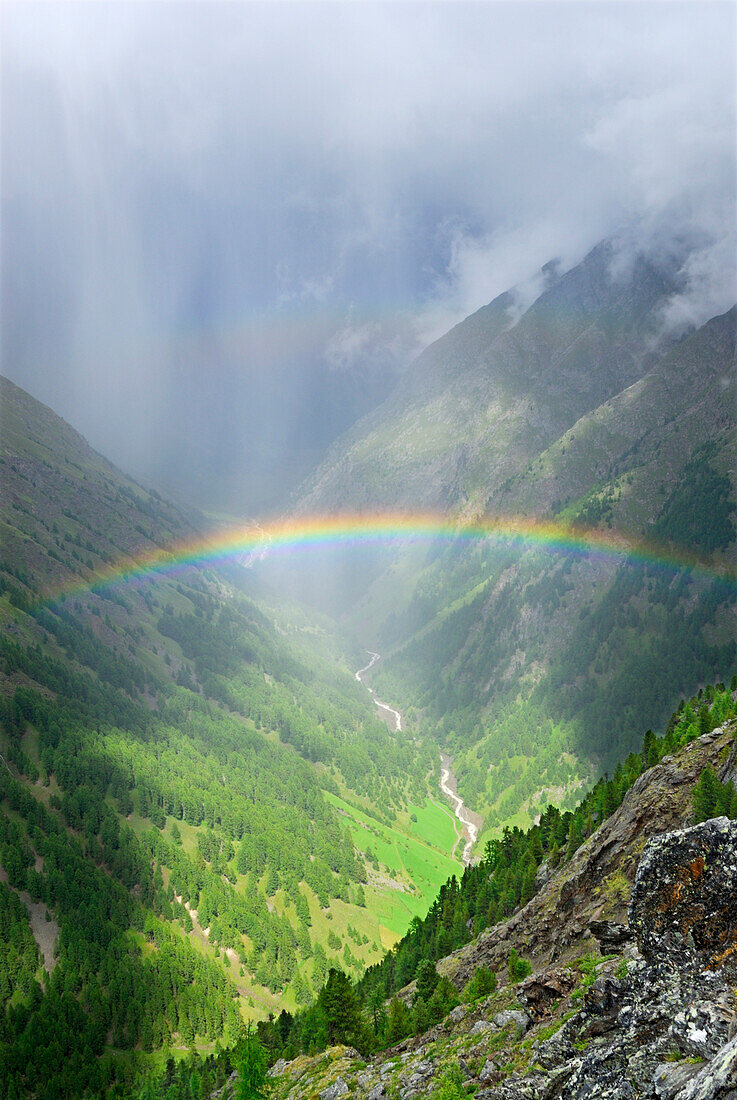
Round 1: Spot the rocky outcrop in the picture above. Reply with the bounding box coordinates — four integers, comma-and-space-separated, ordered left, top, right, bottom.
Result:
466, 818, 737, 1099
589, 920, 634, 953
677, 1034, 737, 1099
630, 816, 737, 977
266, 730, 737, 1100
440, 726, 734, 991
319, 1078, 349, 1099
518, 967, 578, 1017
533, 818, 737, 1098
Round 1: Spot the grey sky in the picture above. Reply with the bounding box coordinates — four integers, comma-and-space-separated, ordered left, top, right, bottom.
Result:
2, 2, 735, 512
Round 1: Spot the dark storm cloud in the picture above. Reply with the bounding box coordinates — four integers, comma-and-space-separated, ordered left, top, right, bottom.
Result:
2, 2, 734, 511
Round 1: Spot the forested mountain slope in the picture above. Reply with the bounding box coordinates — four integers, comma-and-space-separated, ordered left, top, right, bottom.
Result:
289, 245, 736, 840
0, 377, 460, 1098
139, 683, 737, 1100
259, 694, 737, 1100
367, 384, 734, 836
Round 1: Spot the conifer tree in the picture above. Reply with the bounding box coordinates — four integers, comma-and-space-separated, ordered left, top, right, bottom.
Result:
318, 968, 362, 1046
698, 704, 712, 737
235, 1023, 271, 1099
415, 958, 439, 1002
386, 996, 412, 1044
693, 766, 717, 822
508, 947, 532, 983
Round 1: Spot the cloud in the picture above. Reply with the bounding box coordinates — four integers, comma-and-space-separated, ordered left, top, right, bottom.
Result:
1, 1, 734, 509
325, 312, 410, 376
414, 4, 736, 341
326, 320, 382, 373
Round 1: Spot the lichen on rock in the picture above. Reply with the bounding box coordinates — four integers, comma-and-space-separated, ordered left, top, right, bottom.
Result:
629, 816, 737, 976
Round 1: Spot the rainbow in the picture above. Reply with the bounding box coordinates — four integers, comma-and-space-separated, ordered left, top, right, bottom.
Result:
43, 512, 736, 606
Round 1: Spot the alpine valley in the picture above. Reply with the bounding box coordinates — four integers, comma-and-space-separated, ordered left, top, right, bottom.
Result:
1, 235, 736, 1100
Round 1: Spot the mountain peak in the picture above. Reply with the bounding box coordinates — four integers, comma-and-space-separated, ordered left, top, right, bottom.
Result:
297, 237, 731, 517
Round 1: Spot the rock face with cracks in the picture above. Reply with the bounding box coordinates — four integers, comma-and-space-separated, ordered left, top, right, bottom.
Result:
533, 816, 737, 1099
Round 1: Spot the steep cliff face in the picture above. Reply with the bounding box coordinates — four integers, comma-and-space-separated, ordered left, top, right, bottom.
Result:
263, 722, 737, 1099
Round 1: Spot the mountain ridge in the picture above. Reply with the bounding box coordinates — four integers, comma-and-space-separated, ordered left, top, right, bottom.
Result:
297, 238, 698, 517
495, 305, 736, 529
283, 242, 737, 843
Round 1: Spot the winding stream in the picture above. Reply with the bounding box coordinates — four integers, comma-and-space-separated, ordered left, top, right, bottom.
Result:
354, 650, 479, 864
439, 754, 480, 864
354, 651, 402, 732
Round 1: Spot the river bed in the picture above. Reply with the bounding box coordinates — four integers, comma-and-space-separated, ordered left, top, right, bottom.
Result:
439, 753, 483, 865
354, 651, 402, 731
354, 651, 481, 864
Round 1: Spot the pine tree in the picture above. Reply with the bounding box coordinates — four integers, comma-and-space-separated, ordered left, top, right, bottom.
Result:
415, 959, 439, 1002
435, 1065, 470, 1099
565, 814, 584, 858
412, 995, 430, 1033
693, 766, 718, 822
508, 948, 532, 983
235, 1023, 271, 1099
294, 891, 311, 926
698, 704, 712, 737
641, 729, 658, 768
318, 968, 361, 1046
386, 997, 412, 1044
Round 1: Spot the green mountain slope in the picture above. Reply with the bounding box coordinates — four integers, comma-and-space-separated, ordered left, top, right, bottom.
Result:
365, 315, 736, 835
299, 240, 686, 516
0, 378, 462, 1098
138, 681, 737, 1100
289, 250, 736, 842
496, 305, 736, 530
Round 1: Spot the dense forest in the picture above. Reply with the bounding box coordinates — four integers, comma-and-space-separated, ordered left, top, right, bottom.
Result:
0, 560, 441, 1097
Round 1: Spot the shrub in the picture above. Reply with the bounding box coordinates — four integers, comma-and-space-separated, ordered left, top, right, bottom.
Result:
508, 948, 532, 983
462, 965, 497, 1003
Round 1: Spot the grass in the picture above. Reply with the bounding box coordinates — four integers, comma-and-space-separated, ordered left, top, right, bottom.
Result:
406, 795, 461, 858
325, 791, 463, 936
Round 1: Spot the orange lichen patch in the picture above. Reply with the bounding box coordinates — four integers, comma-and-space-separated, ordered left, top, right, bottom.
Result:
689, 856, 706, 879
658, 882, 682, 911
658, 880, 686, 912
656, 855, 708, 913
708, 933, 737, 971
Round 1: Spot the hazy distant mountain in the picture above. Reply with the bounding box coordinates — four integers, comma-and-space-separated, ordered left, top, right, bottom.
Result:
298, 239, 704, 515
496, 304, 736, 529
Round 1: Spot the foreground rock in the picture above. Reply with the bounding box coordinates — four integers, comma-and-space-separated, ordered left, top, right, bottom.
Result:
507, 816, 737, 1099
630, 815, 737, 977
442, 725, 735, 990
